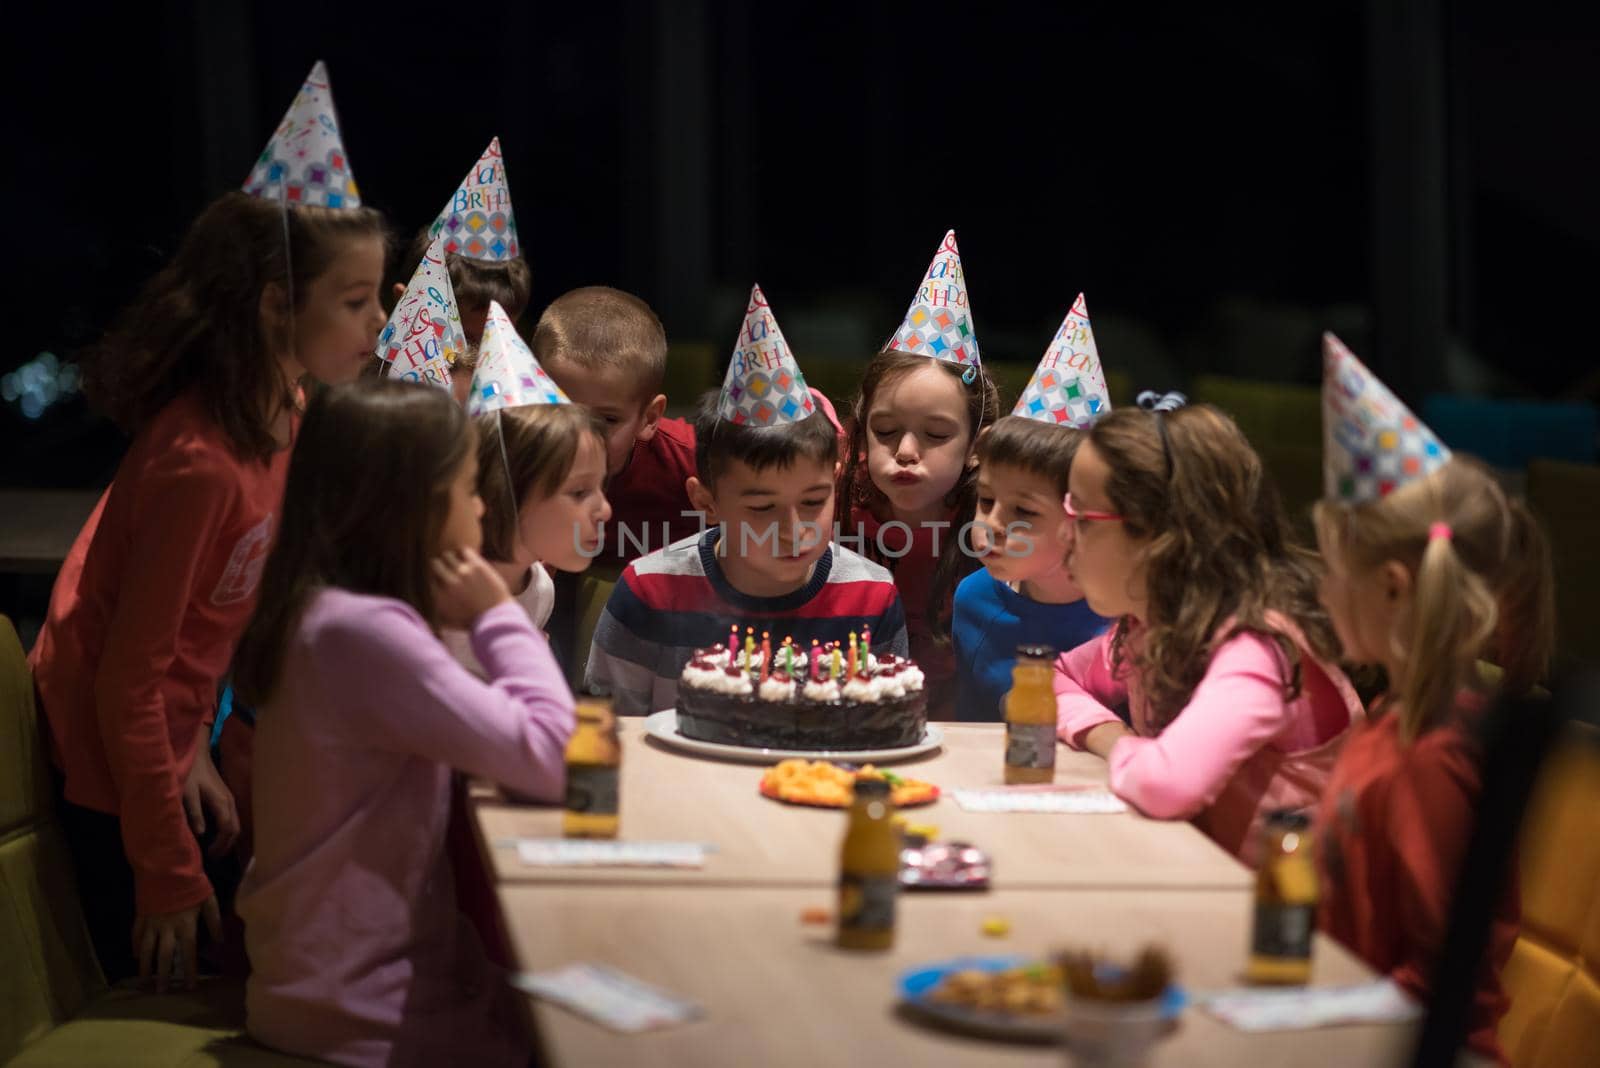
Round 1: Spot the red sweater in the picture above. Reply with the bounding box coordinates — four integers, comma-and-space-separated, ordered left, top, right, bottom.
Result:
845, 503, 965, 720
596, 417, 700, 567
31, 390, 292, 915
1315, 697, 1517, 1065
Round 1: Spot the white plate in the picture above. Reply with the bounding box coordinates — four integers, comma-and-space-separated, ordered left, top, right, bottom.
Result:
642, 710, 944, 765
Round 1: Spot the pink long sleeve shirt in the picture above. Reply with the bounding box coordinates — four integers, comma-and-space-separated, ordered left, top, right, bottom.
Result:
238, 589, 575, 1068
1055, 617, 1360, 866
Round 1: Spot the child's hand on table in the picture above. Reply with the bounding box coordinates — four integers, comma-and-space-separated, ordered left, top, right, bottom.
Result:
1082, 721, 1132, 759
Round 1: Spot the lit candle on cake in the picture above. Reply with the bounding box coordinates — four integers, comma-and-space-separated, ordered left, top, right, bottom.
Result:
760, 631, 771, 681
728, 625, 738, 666
831, 646, 841, 680
810, 640, 821, 682
745, 627, 755, 670
861, 626, 871, 667
847, 631, 857, 678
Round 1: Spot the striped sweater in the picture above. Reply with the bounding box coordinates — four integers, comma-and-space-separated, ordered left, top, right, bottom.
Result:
585, 530, 909, 715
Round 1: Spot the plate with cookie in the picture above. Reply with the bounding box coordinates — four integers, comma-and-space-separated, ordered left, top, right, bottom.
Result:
758, 759, 939, 808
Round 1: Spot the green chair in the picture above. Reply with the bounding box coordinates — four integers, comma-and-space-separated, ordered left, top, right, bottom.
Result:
1526, 460, 1600, 668
0, 615, 323, 1066
570, 564, 625, 694
1191, 374, 1324, 534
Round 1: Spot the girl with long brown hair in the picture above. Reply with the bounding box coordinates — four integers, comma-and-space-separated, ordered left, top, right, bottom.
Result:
29, 174, 389, 990
1311, 338, 1553, 1065
231, 381, 574, 1067
1054, 399, 1362, 865
839, 233, 1000, 719
442, 401, 612, 675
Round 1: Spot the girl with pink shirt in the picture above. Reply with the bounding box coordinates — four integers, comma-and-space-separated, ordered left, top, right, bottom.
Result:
1054, 400, 1361, 866
231, 381, 575, 1067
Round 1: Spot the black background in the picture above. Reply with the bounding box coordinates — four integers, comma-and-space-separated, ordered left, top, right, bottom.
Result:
3, 0, 1596, 487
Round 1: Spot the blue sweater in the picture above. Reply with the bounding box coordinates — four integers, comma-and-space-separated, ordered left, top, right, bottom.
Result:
952, 570, 1109, 722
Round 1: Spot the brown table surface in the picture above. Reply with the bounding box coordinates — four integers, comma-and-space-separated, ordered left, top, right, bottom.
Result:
500, 885, 1421, 1068
0, 488, 99, 572
475, 720, 1253, 891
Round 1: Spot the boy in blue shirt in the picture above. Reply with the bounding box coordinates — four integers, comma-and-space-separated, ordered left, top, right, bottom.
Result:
953, 295, 1110, 720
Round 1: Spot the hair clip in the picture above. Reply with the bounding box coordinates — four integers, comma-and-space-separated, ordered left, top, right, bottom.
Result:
961, 364, 979, 385
1136, 390, 1187, 412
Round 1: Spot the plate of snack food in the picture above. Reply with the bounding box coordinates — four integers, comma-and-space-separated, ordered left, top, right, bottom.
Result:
898, 949, 1184, 1044
759, 759, 940, 808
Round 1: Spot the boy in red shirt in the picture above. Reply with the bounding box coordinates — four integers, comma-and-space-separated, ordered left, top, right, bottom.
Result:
534, 286, 701, 568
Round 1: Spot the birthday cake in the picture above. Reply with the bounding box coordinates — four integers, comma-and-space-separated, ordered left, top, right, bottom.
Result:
676, 630, 927, 750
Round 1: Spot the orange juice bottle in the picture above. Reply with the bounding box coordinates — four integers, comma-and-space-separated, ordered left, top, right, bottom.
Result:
1246, 810, 1318, 983
837, 779, 898, 950
562, 699, 620, 838
1004, 644, 1058, 785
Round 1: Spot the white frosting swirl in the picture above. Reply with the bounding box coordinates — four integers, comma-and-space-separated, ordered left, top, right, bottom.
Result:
871, 672, 907, 699
681, 662, 725, 689
894, 664, 925, 691
759, 676, 797, 702
841, 676, 877, 703
700, 668, 754, 696
803, 679, 841, 702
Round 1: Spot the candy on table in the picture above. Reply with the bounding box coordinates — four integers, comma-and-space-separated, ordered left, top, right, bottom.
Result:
799, 906, 832, 925
981, 916, 1012, 938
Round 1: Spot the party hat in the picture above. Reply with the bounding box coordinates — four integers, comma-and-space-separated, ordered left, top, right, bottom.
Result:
716, 285, 815, 426
886, 230, 981, 370
242, 61, 360, 209
376, 235, 466, 389
430, 137, 520, 262
1322, 332, 1450, 503
1012, 293, 1111, 428
466, 302, 570, 416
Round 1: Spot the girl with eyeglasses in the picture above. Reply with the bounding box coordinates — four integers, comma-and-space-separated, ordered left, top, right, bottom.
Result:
1053, 403, 1362, 866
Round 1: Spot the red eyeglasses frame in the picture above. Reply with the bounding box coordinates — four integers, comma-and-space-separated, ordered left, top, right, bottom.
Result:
1062, 492, 1125, 524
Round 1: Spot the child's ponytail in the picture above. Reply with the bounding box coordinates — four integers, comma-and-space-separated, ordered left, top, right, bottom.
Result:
1317, 456, 1557, 743
1403, 526, 1498, 740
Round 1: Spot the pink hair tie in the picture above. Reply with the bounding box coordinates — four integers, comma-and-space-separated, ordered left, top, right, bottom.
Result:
1428, 521, 1453, 542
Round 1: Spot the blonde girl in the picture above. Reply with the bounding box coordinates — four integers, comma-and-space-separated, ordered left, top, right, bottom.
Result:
1313, 456, 1553, 1065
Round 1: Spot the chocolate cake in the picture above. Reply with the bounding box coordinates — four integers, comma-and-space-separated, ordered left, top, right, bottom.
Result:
676, 638, 927, 750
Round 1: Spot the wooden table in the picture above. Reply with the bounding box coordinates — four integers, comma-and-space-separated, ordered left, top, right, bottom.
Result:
0, 489, 99, 572
476, 721, 1253, 891
501, 885, 1418, 1067
474, 723, 1421, 1066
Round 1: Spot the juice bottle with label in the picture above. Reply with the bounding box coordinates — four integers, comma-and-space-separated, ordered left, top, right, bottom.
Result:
837, 778, 898, 951
562, 699, 621, 839
1245, 809, 1318, 983
1004, 644, 1058, 785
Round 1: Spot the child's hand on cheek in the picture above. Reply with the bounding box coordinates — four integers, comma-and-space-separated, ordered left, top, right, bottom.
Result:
431, 547, 512, 629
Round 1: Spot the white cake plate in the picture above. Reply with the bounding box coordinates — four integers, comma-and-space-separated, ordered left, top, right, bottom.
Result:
642, 710, 944, 766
